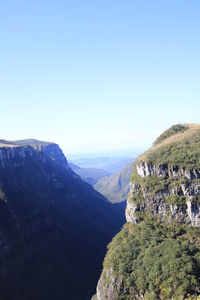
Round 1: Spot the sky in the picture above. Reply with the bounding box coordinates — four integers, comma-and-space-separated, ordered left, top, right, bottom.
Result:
0, 1, 200, 155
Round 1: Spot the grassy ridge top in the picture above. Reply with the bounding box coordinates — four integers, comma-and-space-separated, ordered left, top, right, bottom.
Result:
153, 124, 189, 145
138, 124, 200, 168
0, 139, 54, 148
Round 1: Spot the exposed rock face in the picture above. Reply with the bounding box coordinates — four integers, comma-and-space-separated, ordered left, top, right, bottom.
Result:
136, 161, 200, 180
96, 124, 200, 300
0, 140, 124, 300
97, 268, 125, 300
126, 160, 200, 227
0, 142, 68, 168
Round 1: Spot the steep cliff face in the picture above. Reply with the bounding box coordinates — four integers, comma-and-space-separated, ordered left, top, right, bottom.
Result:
0, 139, 124, 300
126, 161, 200, 226
96, 124, 200, 300
0, 140, 68, 168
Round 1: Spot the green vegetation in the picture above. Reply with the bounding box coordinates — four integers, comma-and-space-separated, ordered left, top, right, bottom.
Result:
103, 218, 200, 300
94, 162, 134, 203
100, 124, 200, 300
69, 162, 111, 185
129, 191, 144, 205
130, 163, 197, 210
130, 163, 143, 184
130, 164, 169, 194
154, 124, 189, 145
146, 127, 200, 168
166, 195, 186, 205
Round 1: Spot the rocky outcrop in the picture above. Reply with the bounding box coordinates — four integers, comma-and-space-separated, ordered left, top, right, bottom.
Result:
187, 199, 200, 226
96, 159, 200, 299
96, 124, 200, 300
0, 142, 68, 168
136, 160, 200, 180
126, 161, 200, 227
97, 268, 124, 300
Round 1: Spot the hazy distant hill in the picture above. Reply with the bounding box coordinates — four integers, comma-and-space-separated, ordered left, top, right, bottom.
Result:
71, 157, 135, 173
68, 162, 111, 185
94, 162, 134, 203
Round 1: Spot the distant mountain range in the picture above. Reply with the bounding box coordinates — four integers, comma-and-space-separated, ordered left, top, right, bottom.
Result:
68, 162, 111, 185
94, 162, 134, 203
70, 156, 135, 173
69, 157, 135, 205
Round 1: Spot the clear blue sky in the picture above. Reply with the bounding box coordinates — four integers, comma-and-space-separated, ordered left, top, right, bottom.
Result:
0, 1, 200, 155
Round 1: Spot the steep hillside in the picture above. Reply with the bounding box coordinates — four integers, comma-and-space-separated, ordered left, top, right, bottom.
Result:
94, 162, 134, 203
0, 140, 124, 300
96, 124, 200, 300
69, 162, 111, 185
71, 157, 134, 173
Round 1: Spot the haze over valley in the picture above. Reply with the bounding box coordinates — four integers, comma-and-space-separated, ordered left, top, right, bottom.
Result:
1, 1, 200, 299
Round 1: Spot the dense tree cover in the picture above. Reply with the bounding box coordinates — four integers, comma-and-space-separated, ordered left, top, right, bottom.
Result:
103, 218, 200, 300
